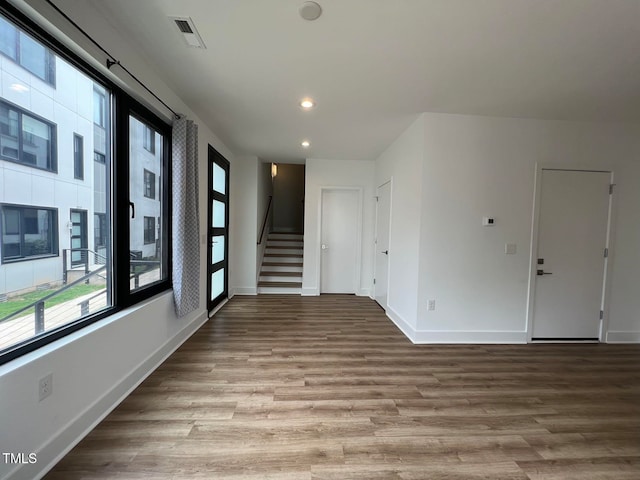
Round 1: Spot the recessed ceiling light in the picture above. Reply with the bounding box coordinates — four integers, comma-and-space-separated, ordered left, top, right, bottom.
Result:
299, 98, 315, 109
10, 83, 29, 93
301, 140, 310, 148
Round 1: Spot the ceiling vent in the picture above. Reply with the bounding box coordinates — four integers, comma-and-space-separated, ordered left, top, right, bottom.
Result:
169, 16, 206, 48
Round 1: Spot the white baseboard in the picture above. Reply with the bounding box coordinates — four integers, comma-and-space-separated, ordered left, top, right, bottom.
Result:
412, 330, 528, 344
301, 287, 318, 296
17, 311, 208, 480
606, 331, 640, 343
357, 288, 371, 297
384, 307, 527, 344
385, 305, 418, 344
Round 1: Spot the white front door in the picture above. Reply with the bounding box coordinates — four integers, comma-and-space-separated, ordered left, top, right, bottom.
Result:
374, 181, 391, 309
532, 169, 611, 339
320, 189, 358, 294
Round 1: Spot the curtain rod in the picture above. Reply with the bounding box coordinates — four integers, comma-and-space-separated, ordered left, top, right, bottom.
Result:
45, 0, 180, 120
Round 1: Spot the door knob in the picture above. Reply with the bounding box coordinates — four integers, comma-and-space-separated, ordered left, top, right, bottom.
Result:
381, 250, 388, 255
321, 244, 327, 250
537, 269, 552, 276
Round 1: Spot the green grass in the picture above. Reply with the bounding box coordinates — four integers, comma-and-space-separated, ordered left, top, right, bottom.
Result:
0, 283, 105, 320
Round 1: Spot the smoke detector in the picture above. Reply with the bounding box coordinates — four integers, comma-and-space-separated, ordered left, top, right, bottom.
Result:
169, 17, 206, 48
299, 2, 322, 21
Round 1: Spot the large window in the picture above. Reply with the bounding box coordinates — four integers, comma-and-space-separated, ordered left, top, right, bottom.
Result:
143, 216, 155, 245
143, 169, 155, 199
0, 100, 56, 171
0, 15, 55, 85
0, 205, 57, 262
73, 133, 84, 180
0, 7, 171, 364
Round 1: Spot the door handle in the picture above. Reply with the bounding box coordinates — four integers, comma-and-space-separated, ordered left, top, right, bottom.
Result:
381, 250, 388, 255
537, 269, 552, 276
321, 244, 328, 250
129, 202, 135, 219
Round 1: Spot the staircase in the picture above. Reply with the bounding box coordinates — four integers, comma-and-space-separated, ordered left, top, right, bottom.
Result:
258, 233, 303, 294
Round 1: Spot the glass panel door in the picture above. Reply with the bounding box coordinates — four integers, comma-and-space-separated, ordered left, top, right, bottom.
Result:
70, 209, 87, 267
207, 145, 229, 311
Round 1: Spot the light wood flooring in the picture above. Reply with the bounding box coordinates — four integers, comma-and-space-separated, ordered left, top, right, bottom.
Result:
46, 295, 640, 479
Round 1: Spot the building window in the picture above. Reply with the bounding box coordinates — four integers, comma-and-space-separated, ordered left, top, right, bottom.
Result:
0, 205, 58, 262
94, 213, 106, 248
0, 100, 56, 172
73, 133, 83, 180
0, 9, 171, 365
0, 15, 55, 85
142, 125, 155, 154
143, 169, 155, 199
143, 216, 155, 245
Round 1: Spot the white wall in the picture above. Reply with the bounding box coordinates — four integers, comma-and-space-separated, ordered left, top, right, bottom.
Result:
230, 155, 258, 295
0, 1, 242, 479
374, 115, 424, 330
415, 113, 640, 342
303, 158, 375, 297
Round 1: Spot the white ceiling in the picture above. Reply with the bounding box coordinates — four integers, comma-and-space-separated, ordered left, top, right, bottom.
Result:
82, 0, 640, 161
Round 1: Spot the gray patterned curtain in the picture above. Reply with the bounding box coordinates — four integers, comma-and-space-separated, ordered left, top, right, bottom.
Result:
172, 117, 200, 317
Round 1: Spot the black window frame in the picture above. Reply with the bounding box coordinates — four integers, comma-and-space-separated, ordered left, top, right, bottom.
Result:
0, 4, 172, 365
0, 15, 56, 85
73, 132, 83, 180
143, 168, 155, 199
0, 203, 58, 263
0, 99, 57, 172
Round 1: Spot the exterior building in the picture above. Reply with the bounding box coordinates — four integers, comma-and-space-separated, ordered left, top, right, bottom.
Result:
0, 15, 161, 298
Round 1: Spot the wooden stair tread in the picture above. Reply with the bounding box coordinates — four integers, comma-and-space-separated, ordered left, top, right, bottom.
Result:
264, 253, 303, 258
265, 245, 303, 249
270, 231, 304, 235
260, 271, 303, 277
258, 281, 302, 287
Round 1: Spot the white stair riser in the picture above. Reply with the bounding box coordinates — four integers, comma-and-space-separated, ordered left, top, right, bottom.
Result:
257, 287, 302, 294
263, 256, 302, 263
267, 241, 304, 247
260, 275, 302, 282
265, 248, 303, 255
261, 265, 303, 273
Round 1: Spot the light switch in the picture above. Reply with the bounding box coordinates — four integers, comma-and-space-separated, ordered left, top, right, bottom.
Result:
505, 243, 517, 255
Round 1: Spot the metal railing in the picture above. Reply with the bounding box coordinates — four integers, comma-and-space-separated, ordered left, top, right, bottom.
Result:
0, 265, 107, 334
257, 195, 273, 245
62, 248, 108, 284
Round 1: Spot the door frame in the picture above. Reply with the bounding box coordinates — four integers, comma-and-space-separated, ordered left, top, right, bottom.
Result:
525, 163, 615, 342
207, 145, 230, 313
316, 186, 363, 295
373, 179, 393, 309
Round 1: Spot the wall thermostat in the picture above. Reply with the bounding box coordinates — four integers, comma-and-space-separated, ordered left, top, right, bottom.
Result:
482, 217, 495, 226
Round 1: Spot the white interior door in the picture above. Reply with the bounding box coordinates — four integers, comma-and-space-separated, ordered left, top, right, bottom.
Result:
321, 189, 358, 294
374, 181, 391, 308
532, 169, 611, 339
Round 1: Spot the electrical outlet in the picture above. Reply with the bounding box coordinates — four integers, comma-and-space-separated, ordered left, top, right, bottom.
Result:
39, 373, 53, 401
427, 299, 436, 311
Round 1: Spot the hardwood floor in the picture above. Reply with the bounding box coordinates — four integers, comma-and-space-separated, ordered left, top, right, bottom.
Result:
46, 295, 640, 479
